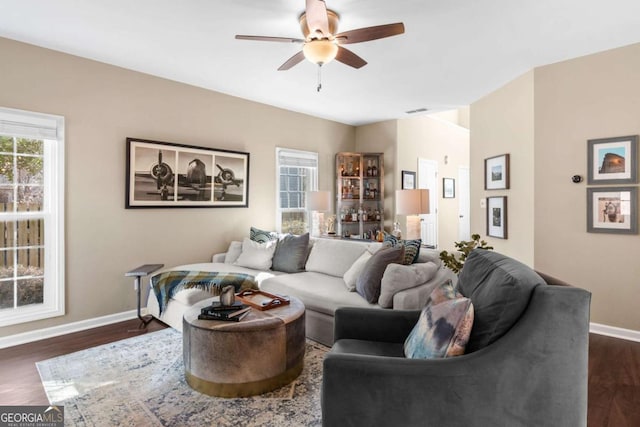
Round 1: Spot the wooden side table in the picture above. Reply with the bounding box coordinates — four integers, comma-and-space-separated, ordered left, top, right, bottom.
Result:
125, 264, 164, 327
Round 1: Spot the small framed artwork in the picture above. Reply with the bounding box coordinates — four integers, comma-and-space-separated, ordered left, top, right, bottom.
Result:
443, 178, 455, 198
126, 137, 249, 208
402, 170, 416, 189
485, 154, 510, 190
587, 135, 638, 185
587, 187, 637, 234
487, 196, 508, 239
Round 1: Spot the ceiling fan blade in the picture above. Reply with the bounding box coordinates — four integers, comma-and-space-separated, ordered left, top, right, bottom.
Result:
235, 35, 304, 43
335, 23, 405, 44
278, 51, 306, 71
305, 0, 330, 37
335, 46, 367, 69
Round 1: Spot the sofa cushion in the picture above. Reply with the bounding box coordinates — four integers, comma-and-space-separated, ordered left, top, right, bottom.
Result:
250, 226, 278, 243
260, 272, 376, 316
234, 237, 277, 270
224, 241, 243, 264
272, 233, 310, 273
378, 261, 439, 308
416, 248, 442, 266
457, 249, 545, 352
356, 245, 405, 304
343, 251, 372, 291
305, 238, 368, 277
403, 295, 474, 359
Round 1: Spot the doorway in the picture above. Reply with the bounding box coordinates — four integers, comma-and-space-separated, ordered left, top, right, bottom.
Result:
418, 158, 438, 248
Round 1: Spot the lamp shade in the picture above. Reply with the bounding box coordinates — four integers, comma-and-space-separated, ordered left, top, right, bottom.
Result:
307, 190, 331, 211
395, 189, 430, 215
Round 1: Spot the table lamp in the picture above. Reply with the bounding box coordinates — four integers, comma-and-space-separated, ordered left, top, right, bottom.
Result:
395, 189, 430, 240
307, 190, 331, 237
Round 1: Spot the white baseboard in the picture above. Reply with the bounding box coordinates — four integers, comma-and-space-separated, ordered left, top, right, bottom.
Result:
590, 322, 640, 342
0, 309, 141, 349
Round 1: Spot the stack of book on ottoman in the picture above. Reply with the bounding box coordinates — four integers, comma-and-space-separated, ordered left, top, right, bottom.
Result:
198, 301, 251, 322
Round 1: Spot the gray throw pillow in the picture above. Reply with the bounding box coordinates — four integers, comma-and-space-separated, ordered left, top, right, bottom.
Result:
271, 233, 310, 273
356, 245, 404, 304
457, 249, 545, 352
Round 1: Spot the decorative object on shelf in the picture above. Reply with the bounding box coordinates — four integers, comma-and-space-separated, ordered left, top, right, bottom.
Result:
439, 234, 494, 274
587, 135, 638, 185
336, 152, 384, 239
443, 177, 455, 198
587, 187, 638, 234
125, 263, 164, 327
126, 138, 249, 208
396, 189, 430, 240
392, 221, 402, 239
484, 154, 510, 190
486, 196, 508, 239
307, 190, 331, 237
401, 170, 416, 190
327, 214, 337, 235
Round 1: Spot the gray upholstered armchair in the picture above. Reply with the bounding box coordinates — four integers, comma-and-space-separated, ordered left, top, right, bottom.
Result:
321, 250, 591, 427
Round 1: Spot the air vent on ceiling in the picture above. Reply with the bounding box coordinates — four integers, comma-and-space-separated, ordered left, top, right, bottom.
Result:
405, 108, 429, 114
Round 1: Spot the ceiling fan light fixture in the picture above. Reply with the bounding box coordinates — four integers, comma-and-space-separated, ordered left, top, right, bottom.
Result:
303, 40, 338, 65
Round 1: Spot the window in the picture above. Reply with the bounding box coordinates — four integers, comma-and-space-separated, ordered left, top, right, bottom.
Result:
275, 148, 318, 234
0, 107, 64, 326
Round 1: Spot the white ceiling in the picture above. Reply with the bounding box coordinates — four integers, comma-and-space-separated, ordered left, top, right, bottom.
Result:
2, 1, 640, 126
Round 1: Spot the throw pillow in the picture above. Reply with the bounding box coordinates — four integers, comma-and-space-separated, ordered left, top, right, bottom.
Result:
234, 237, 277, 270
224, 241, 243, 264
342, 250, 373, 291
271, 233, 310, 273
250, 226, 278, 243
403, 296, 474, 359
457, 249, 545, 353
355, 245, 404, 303
429, 279, 461, 305
384, 232, 421, 265
378, 262, 439, 308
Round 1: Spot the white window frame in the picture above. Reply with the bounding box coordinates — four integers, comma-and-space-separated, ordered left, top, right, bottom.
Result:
275, 147, 318, 233
0, 107, 65, 326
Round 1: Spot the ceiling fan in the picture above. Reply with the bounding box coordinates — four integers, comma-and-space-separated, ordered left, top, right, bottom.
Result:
235, 0, 405, 90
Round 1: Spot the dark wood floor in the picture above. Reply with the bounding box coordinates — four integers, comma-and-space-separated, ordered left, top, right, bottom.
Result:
1, 321, 639, 426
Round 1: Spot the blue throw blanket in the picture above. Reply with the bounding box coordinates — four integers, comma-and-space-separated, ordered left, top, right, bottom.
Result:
150, 271, 257, 315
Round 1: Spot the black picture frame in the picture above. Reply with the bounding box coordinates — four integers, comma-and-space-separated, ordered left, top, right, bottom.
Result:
484, 154, 510, 190
587, 135, 638, 185
125, 137, 249, 208
402, 170, 416, 189
486, 196, 508, 239
586, 187, 637, 234
443, 178, 455, 198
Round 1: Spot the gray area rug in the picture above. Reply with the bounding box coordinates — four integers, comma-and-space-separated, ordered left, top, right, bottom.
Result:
37, 328, 327, 426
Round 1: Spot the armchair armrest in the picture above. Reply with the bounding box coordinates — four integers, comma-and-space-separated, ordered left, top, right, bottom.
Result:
333, 307, 420, 344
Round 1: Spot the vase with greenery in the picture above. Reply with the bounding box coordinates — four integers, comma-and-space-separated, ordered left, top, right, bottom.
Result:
439, 234, 493, 274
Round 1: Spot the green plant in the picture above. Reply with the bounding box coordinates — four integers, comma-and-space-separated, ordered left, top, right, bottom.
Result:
439, 234, 493, 274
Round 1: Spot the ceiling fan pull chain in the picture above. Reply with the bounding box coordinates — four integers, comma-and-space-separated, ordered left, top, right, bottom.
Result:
317, 63, 322, 92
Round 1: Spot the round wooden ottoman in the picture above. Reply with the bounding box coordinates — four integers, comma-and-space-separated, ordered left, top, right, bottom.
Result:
183, 296, 306, 397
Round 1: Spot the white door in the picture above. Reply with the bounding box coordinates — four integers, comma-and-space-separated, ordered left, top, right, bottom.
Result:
418, 158, 438, 248
458, 166, 471, 241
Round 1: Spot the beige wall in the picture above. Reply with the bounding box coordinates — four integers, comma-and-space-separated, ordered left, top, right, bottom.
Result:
471, 42, 640, 332
534, 43, 640, 331
0, 37, 354, 337
397, 116, 470, 253
470, 71, 536, 265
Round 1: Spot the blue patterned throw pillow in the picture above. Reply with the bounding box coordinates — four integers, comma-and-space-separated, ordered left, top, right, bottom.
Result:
404, 280, 474, 359
250, 226, 278, 243
383, 232, 421, 265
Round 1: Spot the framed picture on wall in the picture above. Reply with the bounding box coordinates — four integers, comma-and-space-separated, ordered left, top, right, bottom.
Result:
443, 178, 455, 198
126, 137, 250, 208
587, 187, 637, 234
587, 135, 638, 185
484, 154, 510, 190
487, 196, 508, 239
402, 170, 416, 189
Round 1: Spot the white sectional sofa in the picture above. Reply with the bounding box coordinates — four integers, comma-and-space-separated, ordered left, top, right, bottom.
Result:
146, 236, 453, 346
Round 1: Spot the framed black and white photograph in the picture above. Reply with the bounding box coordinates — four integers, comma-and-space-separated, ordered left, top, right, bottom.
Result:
484, 154, 510, 190
443, 178, 455, 198
486, 196, 508, 239
126, 137, 249, 208
587, 135, 638, 185
402, 170, 416, 190
587, 187, 637, 234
